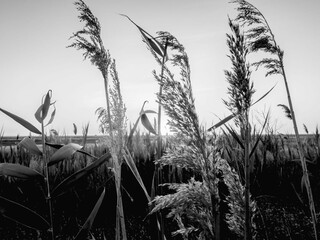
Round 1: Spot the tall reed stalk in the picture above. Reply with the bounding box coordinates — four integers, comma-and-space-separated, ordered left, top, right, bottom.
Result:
68, 1, 127, 239
41, 114, 54, 240
121, 15, 170, 239
224, 18, 255, 240
232, 1, 318, 239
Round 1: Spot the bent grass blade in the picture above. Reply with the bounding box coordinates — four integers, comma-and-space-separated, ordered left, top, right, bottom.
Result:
0, 163, 44, 180
74, 188, 106, 240
0, 196, 50, 230
18, 137, 42, 156
51, 151, 111, 198
0, 108, 41, 135
48, 143, 83, 166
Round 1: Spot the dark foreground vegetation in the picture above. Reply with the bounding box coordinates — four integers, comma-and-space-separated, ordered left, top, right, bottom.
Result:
0, 132, 319, 239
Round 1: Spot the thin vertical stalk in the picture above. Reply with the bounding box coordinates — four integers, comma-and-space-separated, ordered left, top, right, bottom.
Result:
42, 122, 54, 240
244, 111, 251, 240
69, 2, 127, 239
102, 70, 127, 240
251, 4, 318, 237
263, 9, 318, 237
157, 38, 168, 160
155, 38, 168, 240
280, 62, 318, 240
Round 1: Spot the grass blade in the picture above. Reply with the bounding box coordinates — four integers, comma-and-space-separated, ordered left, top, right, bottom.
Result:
51, 151, 111, 198
44, 105, 56, 127
0, 163, 44, 180
207, 114, 234, 131
141, 113, 157, 135
249, 111, 270, 159
74, 188, 106, 240
207, 85, 275, 132
0, 196, 50, 230
123, 147, 151, 202
225, 125, 245, 149
46, 142, 97, 159
48, 143, 83, 166
34, 105, 43, 124
127, 115, 141, 148
0, 108, 41, 135
41, 90, 52, 121
73, 123, 78, 135
252, 84, 276, 106
18, 137, 42, 156
120, 14, 166, 58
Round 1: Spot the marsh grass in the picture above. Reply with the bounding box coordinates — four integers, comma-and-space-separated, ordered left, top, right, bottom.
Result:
141, 30, 251, 240
232, 0, 318, 238
69, 1, 155, 239
223, 18, 256, 240
0, 0, 319, 239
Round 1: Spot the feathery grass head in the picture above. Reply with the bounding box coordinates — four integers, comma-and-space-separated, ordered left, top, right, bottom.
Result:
96, 59, 127, 153
68, 0, 111, 75
224, 18, 254, 127
232, 0, 284, 77
151, 32, 200, 144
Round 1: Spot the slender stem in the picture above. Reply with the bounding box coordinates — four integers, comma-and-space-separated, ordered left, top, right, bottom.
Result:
101, 55, 127, 240
244, 111, 251, 240
157, 38, 168, 160
42, 122, 54, 240
247, 4, 318, 238
155, 39, 168, 240
280, 61, 318, 240
157, 85, 163, 160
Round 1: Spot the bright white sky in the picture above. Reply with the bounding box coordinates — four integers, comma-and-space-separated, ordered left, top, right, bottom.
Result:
1, 0, 320, 136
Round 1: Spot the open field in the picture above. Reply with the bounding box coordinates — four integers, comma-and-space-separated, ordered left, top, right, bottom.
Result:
0, 134, 313, 146
0, 0, 319, 239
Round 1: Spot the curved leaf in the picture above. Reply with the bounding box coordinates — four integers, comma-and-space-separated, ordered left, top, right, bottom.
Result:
0, 196, 49, 230
0, 108, 41, 135
207, 85, 276, 132
141, 114, 157, 135
35, 90, 54, 123
127, 115, 141, 148
127, 102, 157, 147
123, 148, 150, 202
207, 114, 234, 131
120, 14, 166, 58
249, 111, 270, 159
18, 137, 42, 156
44, 105, 56, 127
51, 151, 111, 198
225, 125, 245, 149
45, 142, 64, 149
73, 123, 78, 135
74, 188, 106, 240
0, 163, 44, 179
141, 110, 157, 115
46, 142, 97, 159
41, 90, 52, 121
252, 84, 276, 106
49, 143, 83, 166
34, 105, 43, 124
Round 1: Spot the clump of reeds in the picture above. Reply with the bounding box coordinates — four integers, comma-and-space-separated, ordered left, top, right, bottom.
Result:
68, 0, 128, 238
232, 0, 318, 239
69, 1, 152, 239
142, 30, 248, 239
0, 90, 110, 240
223, 17, 256, 239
